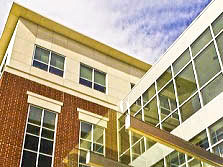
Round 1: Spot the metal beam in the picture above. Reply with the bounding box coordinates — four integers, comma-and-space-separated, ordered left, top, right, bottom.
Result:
86, 151, 132, 167
125, 115, 223, 167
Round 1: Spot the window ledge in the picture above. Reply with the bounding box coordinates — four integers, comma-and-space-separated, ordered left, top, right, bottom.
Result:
27, 91, 63, 113
77, 108, 109, 128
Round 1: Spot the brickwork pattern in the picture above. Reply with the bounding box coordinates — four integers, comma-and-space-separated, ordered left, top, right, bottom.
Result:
0, 72, 118, 167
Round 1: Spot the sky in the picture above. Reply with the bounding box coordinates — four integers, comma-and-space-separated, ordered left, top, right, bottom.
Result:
0, 0, 212, 64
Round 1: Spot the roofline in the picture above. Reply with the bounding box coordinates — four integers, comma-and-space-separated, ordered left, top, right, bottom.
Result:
0, 2, 151, 71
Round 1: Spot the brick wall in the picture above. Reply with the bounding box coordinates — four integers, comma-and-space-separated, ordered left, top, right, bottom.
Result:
0, 72, 118, 167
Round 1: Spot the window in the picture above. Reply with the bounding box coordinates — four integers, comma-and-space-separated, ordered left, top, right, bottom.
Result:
130, 83, 135, 89
21, 105, 57, 167
79, 121, 105, 167
79, 64, 106, 93
32, 46, 65, 77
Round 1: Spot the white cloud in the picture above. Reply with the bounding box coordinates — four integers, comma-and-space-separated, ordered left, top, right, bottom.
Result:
0, 0, 211, 64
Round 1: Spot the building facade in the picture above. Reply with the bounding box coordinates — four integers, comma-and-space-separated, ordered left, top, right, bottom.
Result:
1, 0, 223, 167
0, 3, 149, 167
120, 0, 223, 167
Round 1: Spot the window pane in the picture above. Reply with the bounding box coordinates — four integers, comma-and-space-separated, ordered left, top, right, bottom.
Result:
28, 106, 42, 125
188, 159, 202, 167
81, 122, 92, 140
93, 125, 104, 144
191, 28, 212, 57
159, 81, 177, 120
130, 97, 141, 116
144, 97, 159, 126
213, 142, 223, 157
166, 151, 185, 167
24, 134, 39, 151
146, 138, 155, 150
79, 78, 92, 88
38, 154, 52, 167
40, 138, 54, 155
42, 128, 54, 140
79, 150, 88, 165
210, 118, 223, 145
119, 149, 130, 165
135, 110, 142, 121
43, 111, 56, 130
162, 111, 180, 132
94, 70, 105, 86
80, 64, 92, 81
142, 83, 156, 105
175, 63, 197, 104
201, 74, 223, 105
119, 128, 130, 154
93, 83, 106, 93
49, 66, 64, 77
132, 141, 141, 161
93, 143, 104, 154
34, 46, 50, 64
212, 12, 223, 36
191, 130, 209, 150
50, 52, 64, 70
21, 150, 37, 167
151, 159, 164, 167
157, 67, 172, 90
173, 48, 191, 75
27, 124, 40, 136
180, 93, 201, 122
131, 132, 142, 145
80, 139, 91, 150
33, 60, 48, 71
119, 114, 126, 128
216, 32, 223, 63
194, 42, 221, 87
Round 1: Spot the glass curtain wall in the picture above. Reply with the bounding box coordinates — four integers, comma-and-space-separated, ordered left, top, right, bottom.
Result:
150, 117, 223, 167
119, 12, 223, 166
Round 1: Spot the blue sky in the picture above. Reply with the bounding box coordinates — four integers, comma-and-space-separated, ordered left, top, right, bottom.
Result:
0, 0, 212, 64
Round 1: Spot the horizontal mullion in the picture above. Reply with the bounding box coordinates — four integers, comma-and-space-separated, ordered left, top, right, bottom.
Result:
156, 79, 173, 94
178, 90, 199, 108
119, 148, 130, 157
160, 108, 178, 123
142, 94, 157, 108
199, 71, 222, 90
192, 39, 214, 60
210, 139, 223, 148
23, 148, 38, 154
26, 132, 40, 138
213, 28, 223, 38
33, 59, 49, 66
39, 152, 53, 157
173, 59, 192, 77
41, 136, 54, 142
50, 64, 64, 71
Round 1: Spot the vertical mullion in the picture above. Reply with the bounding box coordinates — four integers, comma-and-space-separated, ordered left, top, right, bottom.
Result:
141, 95, 144, 122
91, 124, 94, 152
19, 105, 32, 167
164, 156, 167, 167
206, 127, 213, 153
171, 65, 183, 124
189, 46, 204, 107
78, 122, 82, 167
210, 24, 223, 72
51, 113, 58, 167
129, 130, 133, 163
155, 81, 162, 129
92, 68, 94, 89
36, 108, 45, 167
48, 51, 52, 72
103, 128, 105, 157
